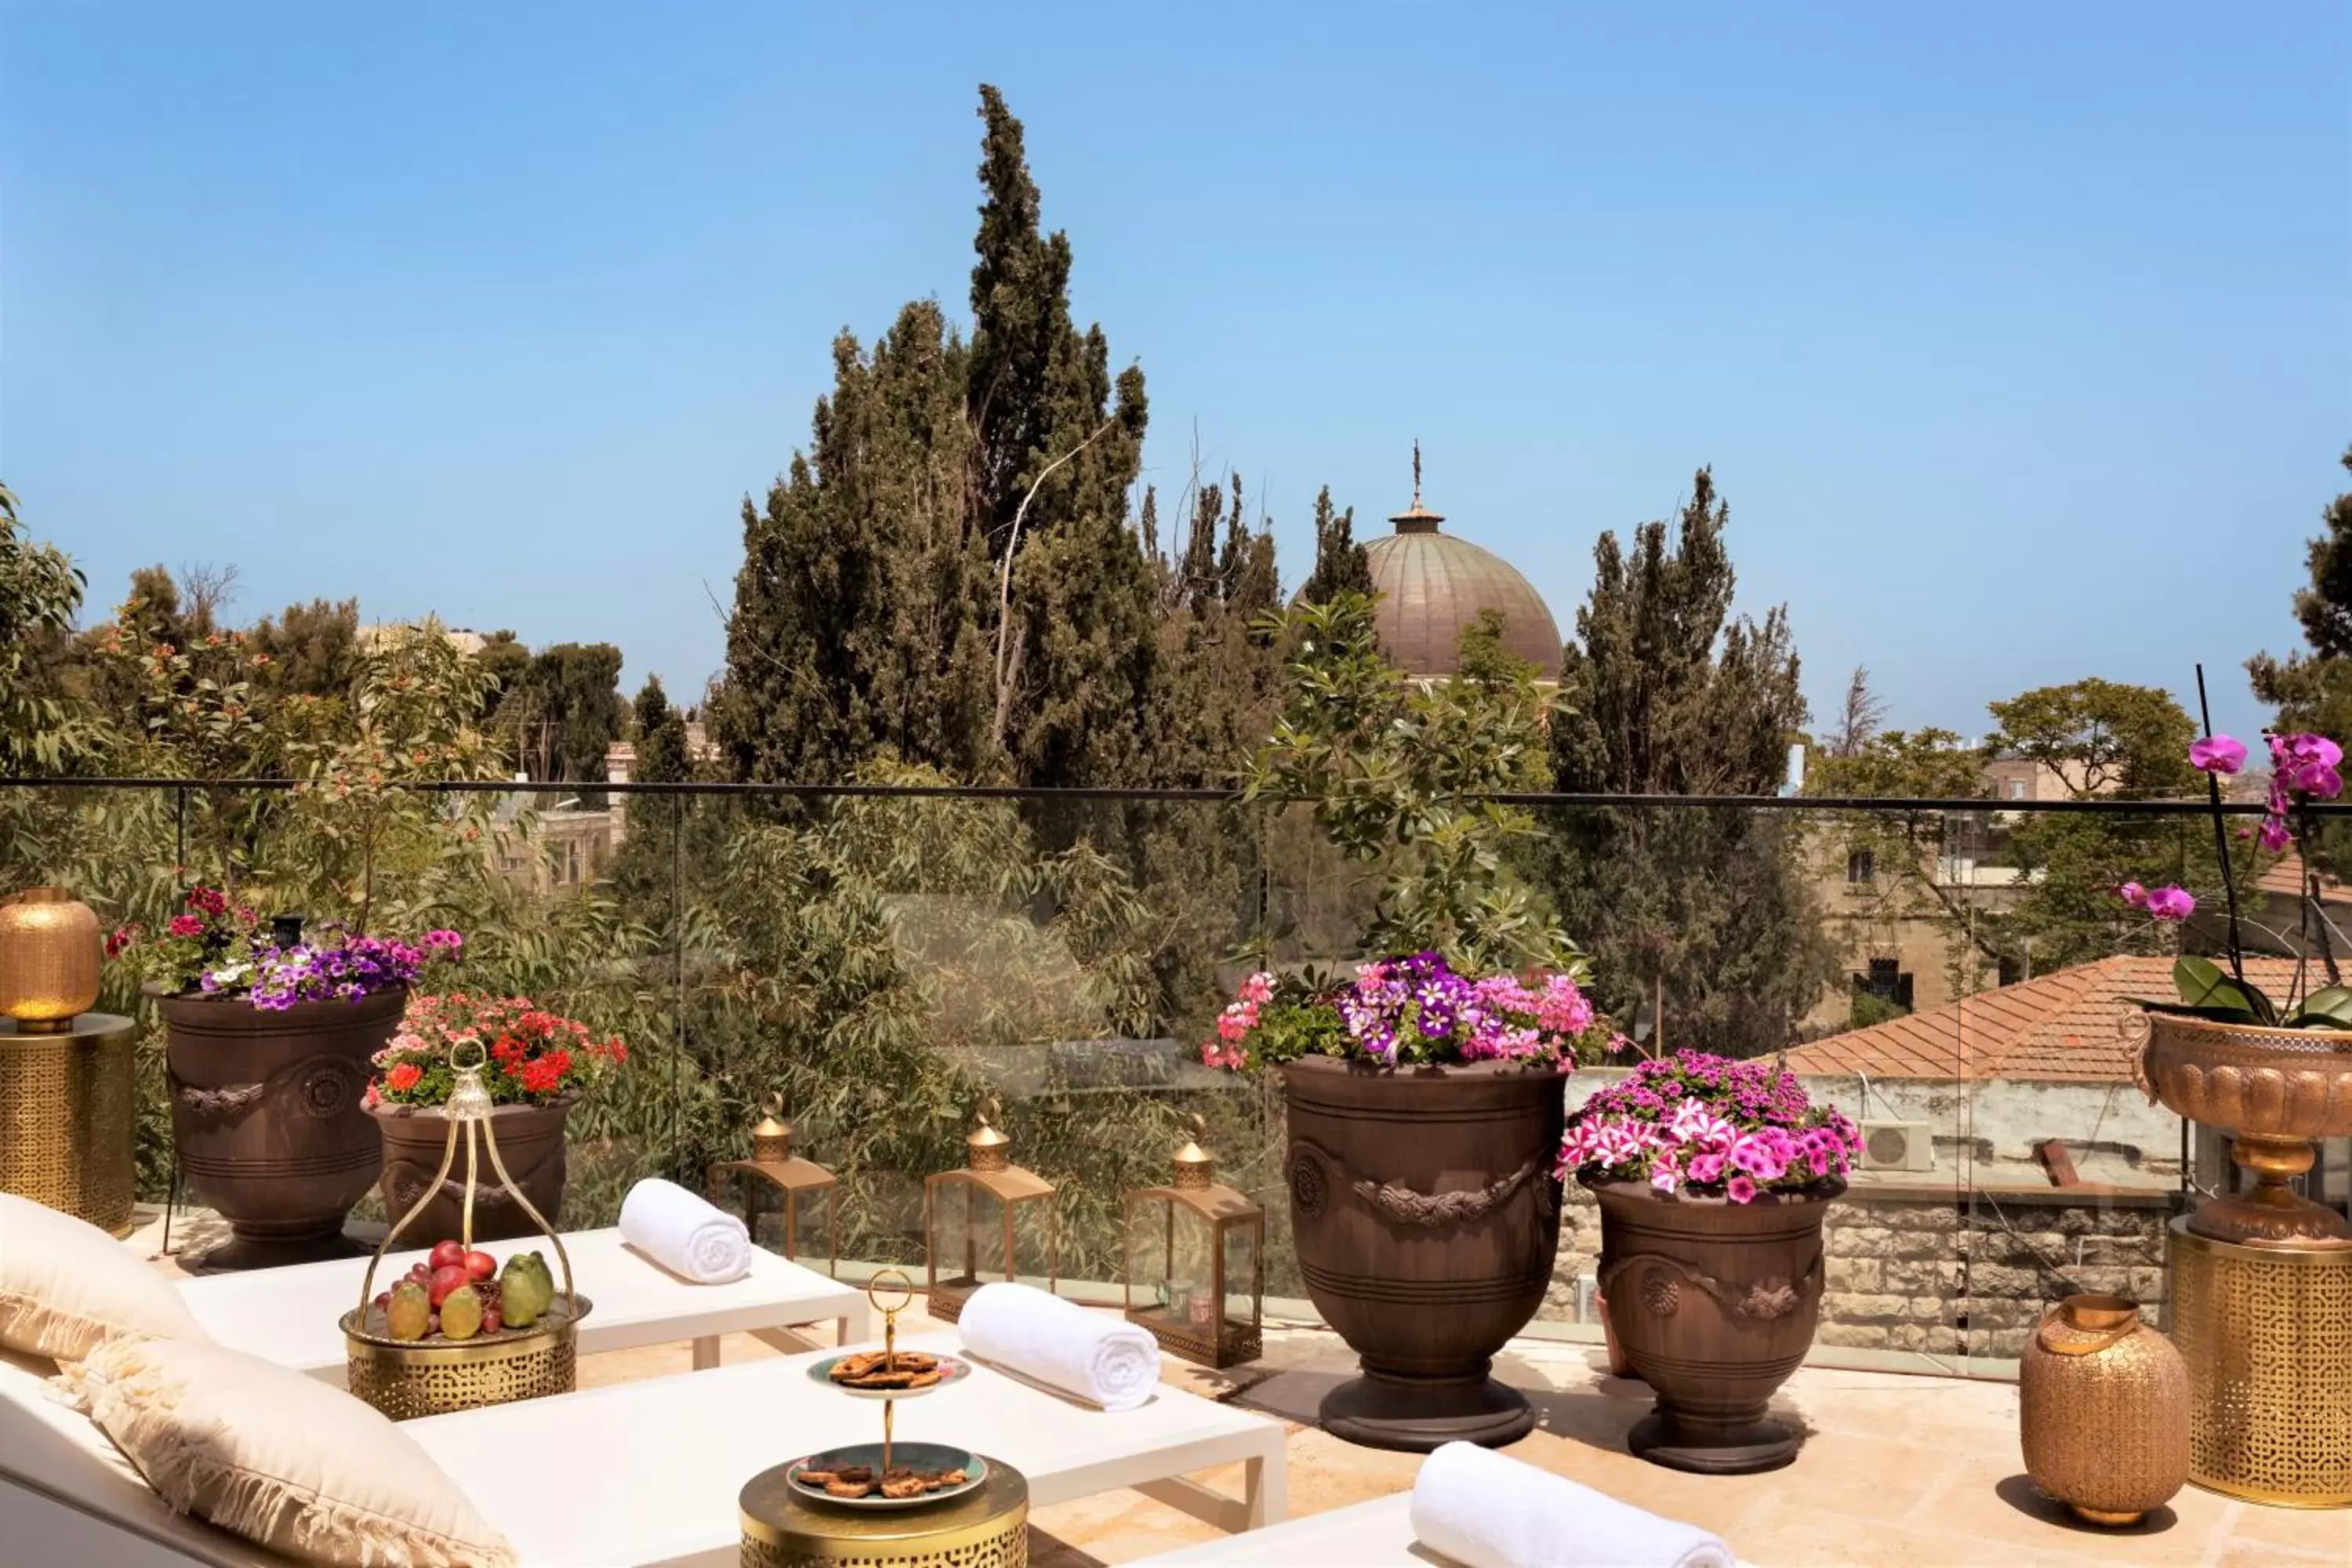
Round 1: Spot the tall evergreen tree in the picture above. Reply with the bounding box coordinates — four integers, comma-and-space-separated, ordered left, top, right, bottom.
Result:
715, 302, 993, 785
1299, 485, 1374, 604
1537, 468, 1835, 1056
630, 675, 692, 786
2250, 445, 2352, 873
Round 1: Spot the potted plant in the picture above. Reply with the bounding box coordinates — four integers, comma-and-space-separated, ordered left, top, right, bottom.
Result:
1560, 1051, 1861, 1474
366, 993, 627, 1241
114, 890, 460, 1269
1205, 954, 1613, 1450
2129, 727, 2352, 1245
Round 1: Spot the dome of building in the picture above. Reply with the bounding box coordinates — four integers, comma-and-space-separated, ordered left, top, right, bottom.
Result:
1361, 448, 1562, 680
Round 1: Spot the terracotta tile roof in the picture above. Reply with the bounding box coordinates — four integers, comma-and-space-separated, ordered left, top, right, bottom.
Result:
1786, 954, 2307, 1084
2254, 848, 2350, 905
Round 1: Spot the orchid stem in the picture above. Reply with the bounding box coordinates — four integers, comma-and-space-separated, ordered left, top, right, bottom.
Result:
2194, 665, 2247, 985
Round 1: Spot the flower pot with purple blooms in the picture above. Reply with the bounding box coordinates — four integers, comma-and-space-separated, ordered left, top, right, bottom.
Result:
118, 894, 464, 1270
1205, 953, 1617, 1450
1563, 1052, 1860, 1475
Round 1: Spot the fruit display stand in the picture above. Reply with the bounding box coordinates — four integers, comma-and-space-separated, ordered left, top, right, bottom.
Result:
341, 1042, 592, 1419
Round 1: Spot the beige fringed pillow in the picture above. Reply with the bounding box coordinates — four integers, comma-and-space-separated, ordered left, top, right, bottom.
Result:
0, 1192, 208, 1359
56, 1337, 517, 1568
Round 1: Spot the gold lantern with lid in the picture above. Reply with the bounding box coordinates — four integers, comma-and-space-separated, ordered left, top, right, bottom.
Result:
1123, 1116, 1264, 1368
924, 1099, 1058, 1324
711, 1093, 838, 1273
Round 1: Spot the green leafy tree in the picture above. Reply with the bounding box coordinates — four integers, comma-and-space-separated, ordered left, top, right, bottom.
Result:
497, 641, 628, 788
1982, 679, 2225, 974
1538, 467, 1835, 1056
1247, 593, 1580, 972
247, 597, 362, 701
0, 483, 96, 775
630, 676, 692, 786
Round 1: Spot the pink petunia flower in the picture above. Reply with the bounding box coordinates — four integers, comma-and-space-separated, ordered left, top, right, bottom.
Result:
1725, 1174, 1759, 1205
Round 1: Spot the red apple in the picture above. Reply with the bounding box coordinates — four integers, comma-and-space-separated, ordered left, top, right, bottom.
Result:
429, 1240, 467, 1271
464, 1250, 497, 1281
428, 1265, 469, 1306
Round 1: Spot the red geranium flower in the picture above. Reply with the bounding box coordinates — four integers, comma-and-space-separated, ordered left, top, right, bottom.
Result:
386, 1062, 423, 1093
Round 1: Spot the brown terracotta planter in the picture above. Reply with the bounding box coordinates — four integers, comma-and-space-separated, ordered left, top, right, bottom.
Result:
372, 1098, 572, 1244
1282, 1055, 1567, 1450
1588, 1175, 1840, 1474
162, 988, 405, 1270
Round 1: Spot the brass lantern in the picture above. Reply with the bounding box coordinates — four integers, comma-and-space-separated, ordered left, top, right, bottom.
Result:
924, 1101, 1057, 1324
1123, 1118, 1263, 1368
711, 1094, 837, 1275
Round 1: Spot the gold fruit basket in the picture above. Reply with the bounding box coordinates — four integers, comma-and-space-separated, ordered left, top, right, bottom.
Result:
341, 1042, 592, 1418
2135, 1011, 2352, 1248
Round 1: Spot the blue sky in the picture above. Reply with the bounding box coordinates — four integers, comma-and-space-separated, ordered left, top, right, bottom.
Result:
4, 3, 2346, 748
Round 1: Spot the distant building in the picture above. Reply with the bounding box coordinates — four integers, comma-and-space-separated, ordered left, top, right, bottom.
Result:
604, 722, 720, 847
485, 782, 614, 893
1359, 446, 1561, 681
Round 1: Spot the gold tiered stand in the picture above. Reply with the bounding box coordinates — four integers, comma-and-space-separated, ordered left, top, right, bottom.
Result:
739, 1461, 1028, 1568
0, 1014, 138, 1236
2167, 1219, 2352, 1507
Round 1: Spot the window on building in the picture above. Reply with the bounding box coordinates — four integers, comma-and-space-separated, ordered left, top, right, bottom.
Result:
1846, 849, 1875, 884
2008, 779, 2028, 801
1997, 954, 2023, 987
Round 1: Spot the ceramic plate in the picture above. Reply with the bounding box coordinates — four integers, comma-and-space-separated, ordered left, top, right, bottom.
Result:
786, 1442, 986, 1511
807, 1349, 971, 1400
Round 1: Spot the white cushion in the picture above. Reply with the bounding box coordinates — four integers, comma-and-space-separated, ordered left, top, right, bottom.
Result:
56, 1337, 516, 1568
0, 1193, 208, 1360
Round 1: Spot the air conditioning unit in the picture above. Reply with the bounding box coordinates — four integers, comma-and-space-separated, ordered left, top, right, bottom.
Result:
1859, 1120, 1936, 1172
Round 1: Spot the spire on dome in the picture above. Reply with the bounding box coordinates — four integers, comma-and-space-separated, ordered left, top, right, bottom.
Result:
1389, 440, 1445, 535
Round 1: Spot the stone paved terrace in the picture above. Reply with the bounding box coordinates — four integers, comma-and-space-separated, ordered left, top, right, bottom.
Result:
134, 1210, 2351, 1568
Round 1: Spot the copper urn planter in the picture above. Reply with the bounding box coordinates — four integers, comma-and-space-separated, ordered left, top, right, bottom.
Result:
1588, 1175, 1840, 1474
372, 1097, 572, 1243
1280, 1056, 1568, 1451
162, 987, 405, 1269
2135, 1011, 2352, 1247
2018, 1294, 2188, 1526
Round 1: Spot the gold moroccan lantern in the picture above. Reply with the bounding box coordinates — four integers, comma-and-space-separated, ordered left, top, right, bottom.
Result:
2019, 1294, 2189, 1526
924, 1100, 1057, 1324
0, 887, 101, 1029
712, 1093, 838, 1273
1123, 1117, 1263, 1368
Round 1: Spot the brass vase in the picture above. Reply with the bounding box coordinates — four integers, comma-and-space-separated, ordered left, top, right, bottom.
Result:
2134, 1011, 2352, 1246
2019, 1294, 2189, 1526
0, 887, 102, 1032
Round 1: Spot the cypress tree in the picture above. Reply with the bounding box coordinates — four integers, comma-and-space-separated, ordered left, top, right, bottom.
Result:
1537, 468, 1836, 1056
1298, 485, 1373, 604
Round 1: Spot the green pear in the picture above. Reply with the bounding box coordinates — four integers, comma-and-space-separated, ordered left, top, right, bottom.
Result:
386, 1280, 430, 1342
438, 1283, 484, 1341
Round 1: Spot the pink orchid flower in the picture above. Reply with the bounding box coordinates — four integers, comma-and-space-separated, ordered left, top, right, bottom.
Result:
2189, 735, 2247, 775
2144, 885, 2197, 922
2118, 881, 2147, 908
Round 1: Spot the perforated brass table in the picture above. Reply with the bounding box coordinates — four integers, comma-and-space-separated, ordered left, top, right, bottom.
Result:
739, 1457, 1028, 1568
2166, 1217, 2352, 1507
0, 1013, 137, 1236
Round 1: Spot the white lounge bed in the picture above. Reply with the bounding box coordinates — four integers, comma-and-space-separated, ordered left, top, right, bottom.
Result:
0, 1329, 1286, 1566
176, 1226, 869, 1381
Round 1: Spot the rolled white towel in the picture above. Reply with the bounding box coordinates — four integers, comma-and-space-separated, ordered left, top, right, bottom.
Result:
956, 1282, 1160, 1411
1410, 1442, 1733, 1568
618, 1178, 750, 1284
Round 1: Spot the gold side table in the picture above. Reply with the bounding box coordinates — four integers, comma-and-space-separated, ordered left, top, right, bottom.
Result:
2166, 1217, 2352, 1507
740, 1457, 1028, 1568
0, 1013, 138, 1236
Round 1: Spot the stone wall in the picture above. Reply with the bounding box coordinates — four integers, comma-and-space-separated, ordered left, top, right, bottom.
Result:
1544, 1180, 2176, 1359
